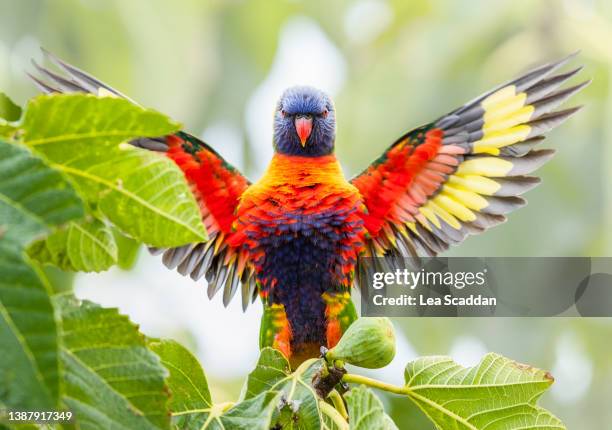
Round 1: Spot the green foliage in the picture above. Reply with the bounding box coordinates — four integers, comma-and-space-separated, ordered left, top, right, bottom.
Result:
22, 94, 207, 248
0, 124, 16, 139
0, 139, 83, 245
403, 354, 563, 429
244, 348, 323, 429
219, 391, 280, 430
345, 386, 397, 430
147, 339, 212, 429
0, 242, 58, 412
28, 217, 117, 272
0, 138, 83, 414
0, 93, 22, 122
113, 227, 141, 269
56, 295, 171, 430
243, 347, 291, 398
148, 340, 282, 429
29, 221, 141, 273
0, 93, 21, 139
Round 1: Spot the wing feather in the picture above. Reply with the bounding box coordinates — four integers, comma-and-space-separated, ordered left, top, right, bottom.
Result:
351, 54, 588, 263
28, 49, 257, 310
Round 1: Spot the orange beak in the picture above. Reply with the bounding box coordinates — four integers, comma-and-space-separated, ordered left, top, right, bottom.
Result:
295, 116, 313, 147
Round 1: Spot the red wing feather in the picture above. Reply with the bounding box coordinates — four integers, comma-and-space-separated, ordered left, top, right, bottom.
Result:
166, 134, 249, 236
352, 128, 443, 236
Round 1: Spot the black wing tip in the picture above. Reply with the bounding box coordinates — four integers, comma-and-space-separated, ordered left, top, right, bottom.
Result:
553, 79, 592, 99
553, 50, 580, 66
576, 78, 593, 91
568, 79, 592, 95
30, 57, 56, 78
26, 71, 57, 93
444, 51, 586, 130
530, 80, 590, 119
40, 46, 68, 69
31, 46, 137, 103
529, 148, 557, 158
30, 58, 41, 69
542, 105, 585, 121
537, 50, 581, 74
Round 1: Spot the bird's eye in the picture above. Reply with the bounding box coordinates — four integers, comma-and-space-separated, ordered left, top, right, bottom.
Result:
321, 109, 329, 118
280, 109, 287, 117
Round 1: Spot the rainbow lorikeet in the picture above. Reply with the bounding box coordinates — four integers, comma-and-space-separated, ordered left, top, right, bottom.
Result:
30, 51, 587, 366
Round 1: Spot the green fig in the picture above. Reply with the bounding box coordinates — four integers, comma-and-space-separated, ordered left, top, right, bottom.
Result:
326, 317, 396, 369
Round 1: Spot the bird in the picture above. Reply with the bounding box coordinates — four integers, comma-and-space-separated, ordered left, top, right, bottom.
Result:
29, 49, 588, 367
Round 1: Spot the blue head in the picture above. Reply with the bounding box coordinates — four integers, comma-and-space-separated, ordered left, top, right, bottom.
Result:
273, 86, 335, 156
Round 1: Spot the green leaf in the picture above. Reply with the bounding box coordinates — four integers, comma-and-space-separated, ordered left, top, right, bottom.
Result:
149, 340, 281, 430
147, 339, 211, 429
345, 386, 397, 430
56, 295, 171, 430
23, 94, 177, 147
0, 140, 84, 246
28, 217, 118, 272
0, 124, 17, 140
403, 353, 565, 430
0, 139, 82, 412
113, 227, 141, 270
0, 93, 21, 140
175, 393, 281, 430
0, 93, 22, 122
245, 347, 322, 429
219, 391, 280, 430
22, 94, 207, 247
244, 347, 292, 399
0, 242, 58, 411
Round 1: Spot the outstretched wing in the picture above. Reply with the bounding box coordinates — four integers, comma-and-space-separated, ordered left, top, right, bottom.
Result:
29, 50, 257, 310
351, 53, 589, 261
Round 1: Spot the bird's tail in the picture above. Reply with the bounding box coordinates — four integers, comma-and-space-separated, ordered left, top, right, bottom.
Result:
259, 292, 357, 368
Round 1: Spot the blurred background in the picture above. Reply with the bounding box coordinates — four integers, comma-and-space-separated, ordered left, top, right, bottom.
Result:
1, 0, 611, 427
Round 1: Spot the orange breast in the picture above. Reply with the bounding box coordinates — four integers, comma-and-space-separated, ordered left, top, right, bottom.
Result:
239, 153, 361, 212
